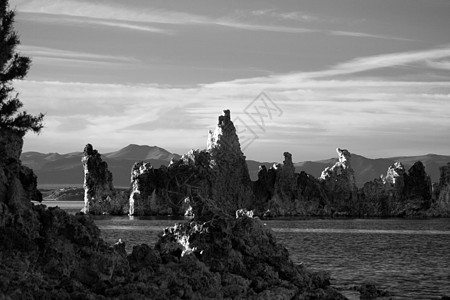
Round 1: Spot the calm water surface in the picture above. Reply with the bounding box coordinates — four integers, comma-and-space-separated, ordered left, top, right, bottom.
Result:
44, 201, 450, 299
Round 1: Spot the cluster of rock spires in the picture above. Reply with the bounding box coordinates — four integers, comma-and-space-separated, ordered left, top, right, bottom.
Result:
81, 109, 450, 218
0, 127, 347, 299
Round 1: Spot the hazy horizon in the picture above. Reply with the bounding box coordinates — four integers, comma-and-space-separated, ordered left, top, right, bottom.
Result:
22, 142, 450, 164
10, 0, 450, 161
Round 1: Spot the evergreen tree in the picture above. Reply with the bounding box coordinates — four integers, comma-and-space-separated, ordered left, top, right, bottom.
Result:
0, 0, 44, 136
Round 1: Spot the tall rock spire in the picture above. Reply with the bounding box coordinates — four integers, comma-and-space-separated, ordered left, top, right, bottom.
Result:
81, 144, 114, 214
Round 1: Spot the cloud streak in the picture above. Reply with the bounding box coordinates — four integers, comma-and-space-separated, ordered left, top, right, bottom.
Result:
13, 0, 410, 40
17, 74, 450, 160
250, 9, 322, 23
18, 45, 137, 63
212, 44, 450, 90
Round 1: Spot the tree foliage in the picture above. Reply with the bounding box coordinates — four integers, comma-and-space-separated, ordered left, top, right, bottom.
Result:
0, 1, 44, 136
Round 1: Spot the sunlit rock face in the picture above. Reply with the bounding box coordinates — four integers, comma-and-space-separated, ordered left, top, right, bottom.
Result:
383, 162, 406, 185
320, 148, 355, 183
81, 144, 114, 214
207, 109, 241, 155
128, 162, 175, 216
0, 129, 41, 212
361, 161, 433, 216
129, 162, 151, 215
319, 148, 358, 215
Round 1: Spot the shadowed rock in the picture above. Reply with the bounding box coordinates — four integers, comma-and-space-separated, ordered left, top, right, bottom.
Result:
319, 148, 358, 216
252, 152, 330, 217
127, 109, 254, 217
430, 162, 450, 216
361, 161, 433, 216
0, 129, 41, 212
0, 128, 347, 299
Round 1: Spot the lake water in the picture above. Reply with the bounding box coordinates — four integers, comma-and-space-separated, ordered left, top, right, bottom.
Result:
42, 201, 450, 299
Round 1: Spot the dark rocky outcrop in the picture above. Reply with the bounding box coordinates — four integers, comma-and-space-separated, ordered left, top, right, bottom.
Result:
1, 129, 346, 299
206, 109, 254, 213
128, 161, 180, 216
360, 161, 433, 217
83, 110, 446, 218
128, 110, 254, 216
0, 129, 41, 212
319, 148, 358, 216
430, 163, 450, 216
252, 152, 330, 217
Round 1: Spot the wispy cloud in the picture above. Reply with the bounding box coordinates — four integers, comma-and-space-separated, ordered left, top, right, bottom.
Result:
215, 18, 316, 33
16, 0, 315, 34
18, 45, 137, 63
13, 0, 209, 25
17, 73, 450, 160
215, 44, 450, 88
24, 12, 175, 34
329, 30, 416, 42
324, 45, 450, 76
14, 0, 410, 40
426, 59, 450, 70
88, 20, 174, 34
250, 9, 322, 22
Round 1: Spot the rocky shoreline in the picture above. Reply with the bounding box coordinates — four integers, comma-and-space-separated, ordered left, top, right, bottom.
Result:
1, 127, 347, 299
80, 110, 450, 218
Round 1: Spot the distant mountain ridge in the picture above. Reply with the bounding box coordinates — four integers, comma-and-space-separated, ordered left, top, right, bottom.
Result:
103, 144, 180, 161
21, 145, 450, 188
21, 144, 181, 187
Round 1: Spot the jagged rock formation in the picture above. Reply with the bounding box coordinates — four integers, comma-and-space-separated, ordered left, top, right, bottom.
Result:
0, 129, 41, 212
319, 148, 358, 215
383, 162, 406, 185
360, 161, 433, 216
206, 109, 254, 213
127, 149, 212, 216
151, 200, 345, 299
430, 163, 450, 216
97, 108, 444, 218
81, 144, 120, 214
128, 162, 177, 216
252, 152, 330, 217
128, 110, 254, 217
0, 129, 346, 299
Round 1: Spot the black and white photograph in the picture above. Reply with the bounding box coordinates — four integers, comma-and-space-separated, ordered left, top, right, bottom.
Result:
1, 0, 450, 299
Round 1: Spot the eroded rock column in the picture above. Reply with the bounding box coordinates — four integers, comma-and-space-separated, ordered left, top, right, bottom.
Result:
81, 144, 114, 214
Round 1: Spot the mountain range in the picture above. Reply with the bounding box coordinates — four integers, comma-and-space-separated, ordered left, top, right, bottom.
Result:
21, 144, 450, 188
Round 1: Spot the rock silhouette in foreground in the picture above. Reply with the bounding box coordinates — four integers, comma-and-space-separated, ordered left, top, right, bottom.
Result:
0, 129, 346, 299
0, 129, 41, 211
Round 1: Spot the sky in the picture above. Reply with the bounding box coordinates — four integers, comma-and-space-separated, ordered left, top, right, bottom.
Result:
10, 0, 450, 162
